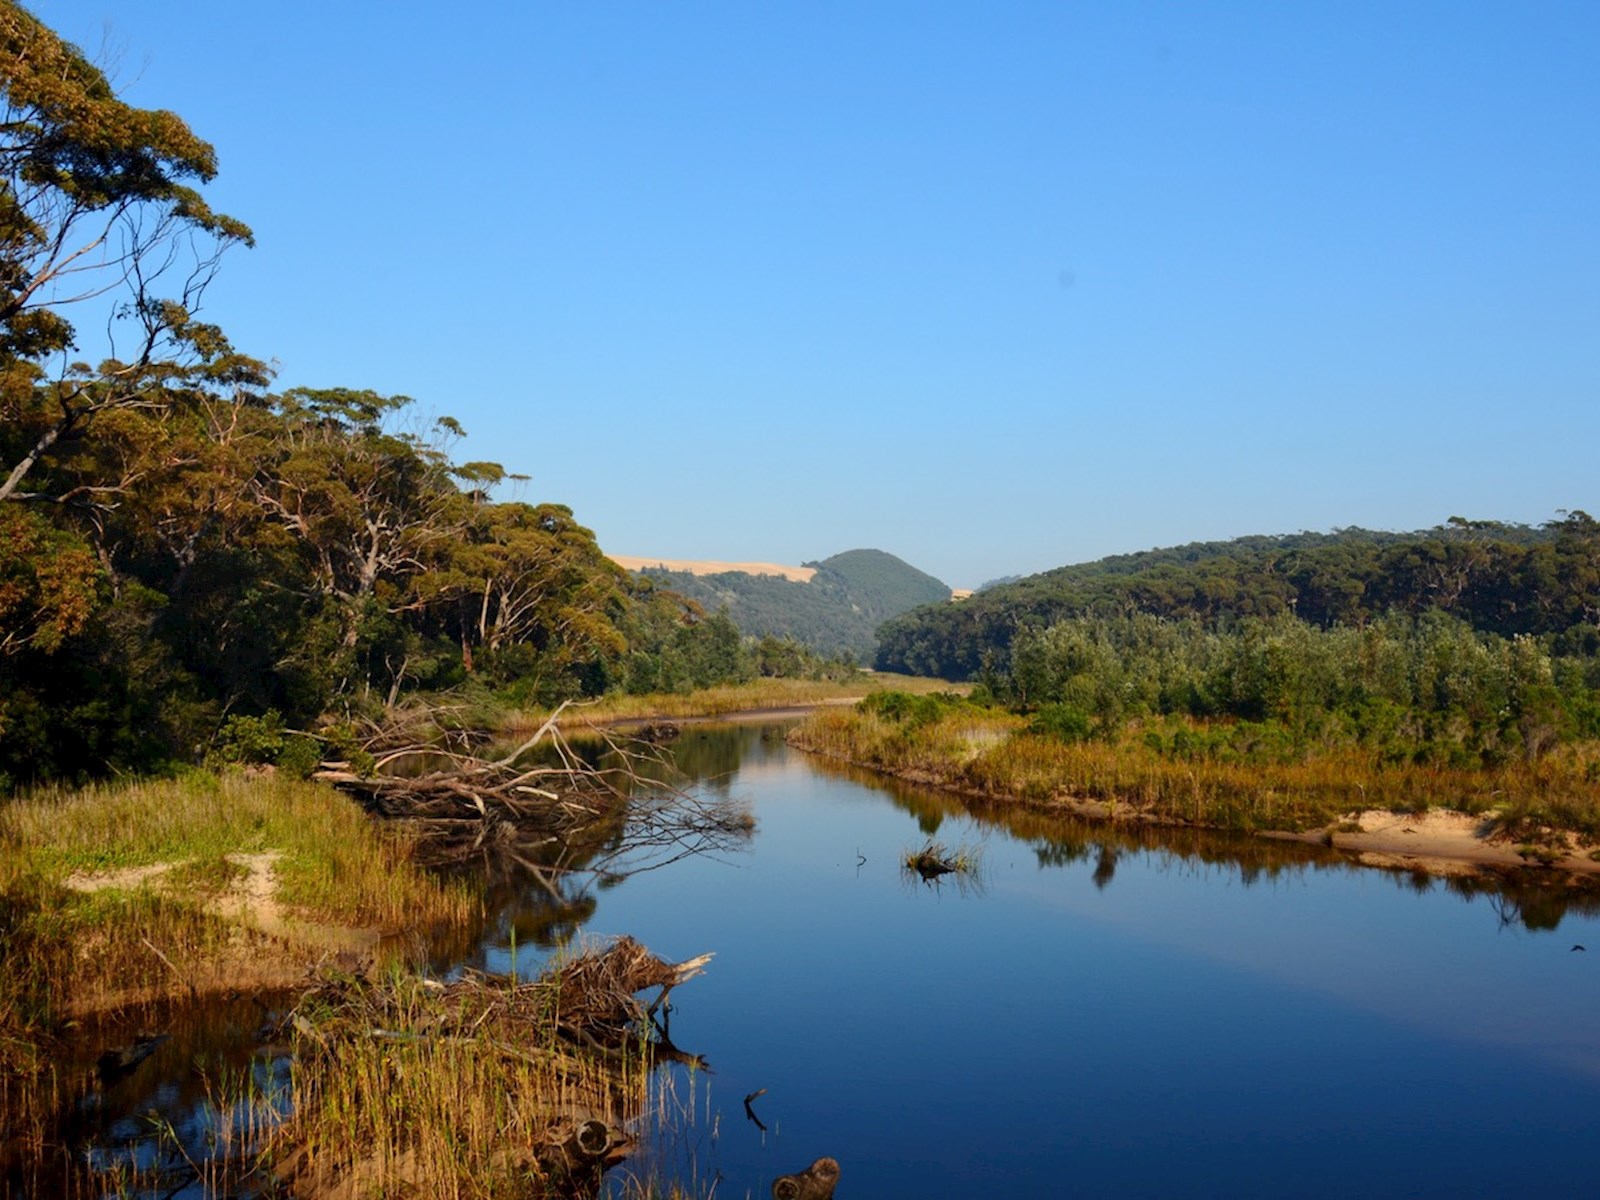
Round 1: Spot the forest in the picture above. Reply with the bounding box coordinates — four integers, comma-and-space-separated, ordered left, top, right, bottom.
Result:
635, 547, 951, 661
0, 7, 826, 793
874, 518, 1600, 772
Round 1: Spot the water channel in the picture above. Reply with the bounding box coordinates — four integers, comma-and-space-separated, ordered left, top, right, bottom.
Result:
27, 720, 1600, 1197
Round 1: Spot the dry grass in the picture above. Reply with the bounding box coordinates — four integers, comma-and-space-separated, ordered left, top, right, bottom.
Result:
501, 674, 968, 731
790, 706, 1600, 839
0, 773, 479, 1053
265, 938, 702, 1198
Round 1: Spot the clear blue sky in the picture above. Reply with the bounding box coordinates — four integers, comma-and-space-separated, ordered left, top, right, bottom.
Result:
39, 1, 1600, 588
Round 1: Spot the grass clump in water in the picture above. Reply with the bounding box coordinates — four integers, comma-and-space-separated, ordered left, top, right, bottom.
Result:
903, 840, 982, 882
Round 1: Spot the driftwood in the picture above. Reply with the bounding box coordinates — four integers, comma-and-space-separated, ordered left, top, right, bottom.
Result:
272, 937, 711, 1198
313, 702, 753, 890
315, 702, 604, 824
772, 1157, 841, 1200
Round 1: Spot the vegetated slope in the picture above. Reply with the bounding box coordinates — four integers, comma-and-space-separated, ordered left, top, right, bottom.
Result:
639, 548, 951, 662
875, 516, 1596, 679
814, 549, 951, 619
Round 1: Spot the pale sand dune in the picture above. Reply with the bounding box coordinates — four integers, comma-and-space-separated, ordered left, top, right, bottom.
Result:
609, 555, 818, 582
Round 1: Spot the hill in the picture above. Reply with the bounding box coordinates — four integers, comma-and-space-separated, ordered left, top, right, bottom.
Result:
874, 515, 1595, 679
632, 548, 953, 662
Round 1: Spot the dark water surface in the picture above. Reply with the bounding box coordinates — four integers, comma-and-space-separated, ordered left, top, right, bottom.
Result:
25, 721, 1600, 1198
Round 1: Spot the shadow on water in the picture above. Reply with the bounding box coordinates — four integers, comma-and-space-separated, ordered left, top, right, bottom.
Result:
3, 992, 295, 1198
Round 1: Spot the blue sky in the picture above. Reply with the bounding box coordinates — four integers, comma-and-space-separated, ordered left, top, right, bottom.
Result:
39, 1, 1600, 587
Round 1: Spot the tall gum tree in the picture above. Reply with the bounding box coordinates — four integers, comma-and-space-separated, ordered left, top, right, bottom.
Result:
0, 1, 257, 507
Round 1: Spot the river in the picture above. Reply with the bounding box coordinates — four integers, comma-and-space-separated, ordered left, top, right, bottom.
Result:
32, 720, 1600, 1197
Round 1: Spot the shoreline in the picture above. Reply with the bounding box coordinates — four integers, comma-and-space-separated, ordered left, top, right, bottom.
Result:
560, 696, 1600, 884
787, 741, 1600, 884
598, 697, 859, 729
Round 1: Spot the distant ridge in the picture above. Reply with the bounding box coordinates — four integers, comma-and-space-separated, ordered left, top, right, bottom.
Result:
874, 516, 1588, 680
613, 547, 952, 660
608, 555, 816, 583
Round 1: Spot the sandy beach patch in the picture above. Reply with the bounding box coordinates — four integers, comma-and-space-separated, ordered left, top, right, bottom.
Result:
61, 848, 382, 997
1325, 808, 1600, 876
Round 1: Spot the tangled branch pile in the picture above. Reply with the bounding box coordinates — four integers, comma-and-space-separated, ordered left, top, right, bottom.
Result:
269, 937, 712, 1199
313, 705, 753, 895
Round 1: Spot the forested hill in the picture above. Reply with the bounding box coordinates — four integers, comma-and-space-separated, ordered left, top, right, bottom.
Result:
637, 548, 951, 661
875, 517, 1599, 679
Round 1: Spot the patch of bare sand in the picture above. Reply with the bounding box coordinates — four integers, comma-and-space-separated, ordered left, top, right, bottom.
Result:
1324, 809, 1600, 877
608, 554, 818, 582
60, 850, 381, 1013
62, 861, 178, 892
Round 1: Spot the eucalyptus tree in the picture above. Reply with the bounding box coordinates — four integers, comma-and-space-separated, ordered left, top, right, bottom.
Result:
0, 0, 257, 506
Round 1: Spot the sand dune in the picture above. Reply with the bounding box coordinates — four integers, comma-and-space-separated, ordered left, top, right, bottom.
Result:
609, 554, 818, 582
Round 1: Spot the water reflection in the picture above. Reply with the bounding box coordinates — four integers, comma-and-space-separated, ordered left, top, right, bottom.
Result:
443, 724, 762, 971
19, 720, 1600, 1198
799, 749, 1600, 932
3, 993, 293, 1198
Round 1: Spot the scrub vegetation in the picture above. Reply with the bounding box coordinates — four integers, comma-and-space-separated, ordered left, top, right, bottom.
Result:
847, 517, 1600, 845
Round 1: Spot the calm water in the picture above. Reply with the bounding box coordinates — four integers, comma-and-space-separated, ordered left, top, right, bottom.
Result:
27, 721, 1600, 1198
519, 723, 1600, 1199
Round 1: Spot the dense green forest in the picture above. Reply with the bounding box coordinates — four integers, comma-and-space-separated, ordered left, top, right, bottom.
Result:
637, 547, 951, 661
0, 8, 823, 792
873, 519, 1600, 771
877, 519, 1600, 680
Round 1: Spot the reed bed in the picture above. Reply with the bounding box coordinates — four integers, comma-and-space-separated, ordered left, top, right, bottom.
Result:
499, 673, 967, 731
790, 703, 1600, 839
266, 937, 708, 1198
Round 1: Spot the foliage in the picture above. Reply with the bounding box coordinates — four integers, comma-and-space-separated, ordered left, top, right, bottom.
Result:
790, 704, 1600, 839
636, 547, 951, 661
876, 517, 1600, 680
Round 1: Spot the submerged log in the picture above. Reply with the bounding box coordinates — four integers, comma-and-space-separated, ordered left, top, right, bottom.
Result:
772, 1156, 841, 1200
94, 1033, 170, 1085
634, 721, 681, 743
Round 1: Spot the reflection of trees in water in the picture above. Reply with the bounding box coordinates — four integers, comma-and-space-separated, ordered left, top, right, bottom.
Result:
1091, 846, 1119, 891
429, 730, 760, 970
800, 745, 1600, 933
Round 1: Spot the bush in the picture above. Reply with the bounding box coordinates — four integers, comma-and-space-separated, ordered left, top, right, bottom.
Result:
1029, 704, 1093, 743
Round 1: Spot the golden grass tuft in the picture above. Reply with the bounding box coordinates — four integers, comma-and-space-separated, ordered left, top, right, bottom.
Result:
0, 773, 480, 1044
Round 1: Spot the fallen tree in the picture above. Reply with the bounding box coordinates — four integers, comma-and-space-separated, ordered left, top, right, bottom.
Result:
314, 701, 754, 892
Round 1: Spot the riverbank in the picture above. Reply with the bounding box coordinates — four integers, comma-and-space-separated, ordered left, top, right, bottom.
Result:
497, 672, 968, 733
0, 766, 714, 1197
0, 773, 477, 1032
0, 772, 481, 1190
788, 700, 1600, 881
